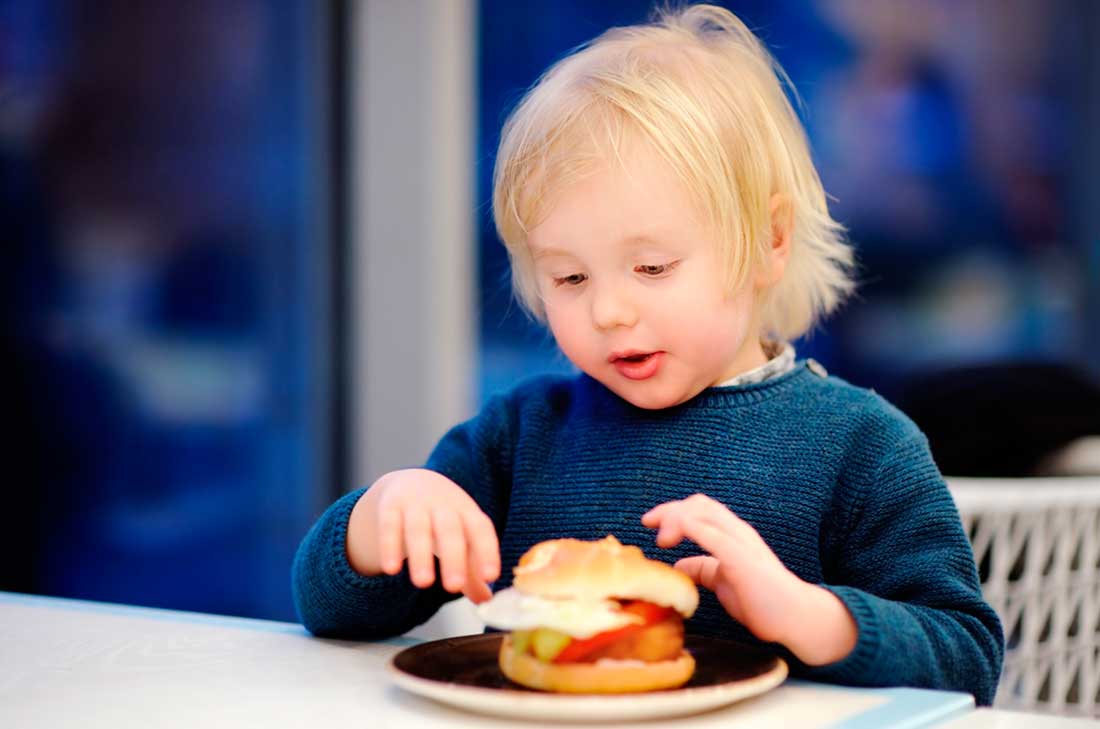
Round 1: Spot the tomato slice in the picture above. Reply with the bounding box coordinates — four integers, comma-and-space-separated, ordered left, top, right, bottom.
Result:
621, 600, 675, 624
552, 600, 675, 664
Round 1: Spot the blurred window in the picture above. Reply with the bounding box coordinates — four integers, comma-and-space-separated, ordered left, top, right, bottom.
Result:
1, 0, 340, 620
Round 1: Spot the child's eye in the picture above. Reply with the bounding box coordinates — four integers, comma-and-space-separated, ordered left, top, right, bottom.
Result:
635, 261, 680, 277
552, 273, 588, 287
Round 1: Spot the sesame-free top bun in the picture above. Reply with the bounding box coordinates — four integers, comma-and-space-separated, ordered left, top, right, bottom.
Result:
500, 634, 696, 693
512, 535, 699, 618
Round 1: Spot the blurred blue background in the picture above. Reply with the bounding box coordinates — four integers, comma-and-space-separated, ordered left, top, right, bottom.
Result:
1, 0, 1097, 621
1, 0, 335, 621
478, 0, 1099, 400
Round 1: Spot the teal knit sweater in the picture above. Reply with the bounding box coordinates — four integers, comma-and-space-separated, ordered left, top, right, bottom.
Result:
292, 362, 1004, 704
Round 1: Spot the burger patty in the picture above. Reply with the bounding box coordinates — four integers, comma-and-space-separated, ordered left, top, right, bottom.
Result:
576, 616, 684, 663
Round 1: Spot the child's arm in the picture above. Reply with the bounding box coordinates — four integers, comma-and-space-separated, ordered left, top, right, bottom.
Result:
800, 434, 1005, 703
643, 434, 1004, 705
292, 393, 516, 639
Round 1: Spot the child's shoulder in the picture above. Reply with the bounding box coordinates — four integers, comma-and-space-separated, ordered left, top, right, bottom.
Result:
794, 362, 925, 446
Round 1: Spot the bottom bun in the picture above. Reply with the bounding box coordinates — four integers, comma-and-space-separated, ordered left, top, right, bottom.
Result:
498, 635, 695, 693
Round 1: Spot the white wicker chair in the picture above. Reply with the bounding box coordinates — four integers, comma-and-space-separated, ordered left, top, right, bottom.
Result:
949, 476, 1100, 717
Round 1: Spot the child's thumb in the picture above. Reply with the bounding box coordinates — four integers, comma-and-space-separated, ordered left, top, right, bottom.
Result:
674, 555, 720, 591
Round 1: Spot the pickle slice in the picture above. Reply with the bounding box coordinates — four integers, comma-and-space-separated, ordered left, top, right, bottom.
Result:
530, 627, 572, 662
511, 629, 532, 655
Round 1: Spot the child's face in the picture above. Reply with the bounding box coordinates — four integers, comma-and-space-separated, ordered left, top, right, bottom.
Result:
528, 144, 769, 409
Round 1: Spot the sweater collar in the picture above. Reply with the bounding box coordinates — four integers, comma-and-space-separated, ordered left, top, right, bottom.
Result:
578, 360, 817, 414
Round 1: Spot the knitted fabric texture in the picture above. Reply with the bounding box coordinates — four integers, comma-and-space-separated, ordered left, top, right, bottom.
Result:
292, 363, 1004, 704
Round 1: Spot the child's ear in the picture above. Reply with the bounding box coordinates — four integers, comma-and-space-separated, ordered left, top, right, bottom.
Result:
755, 193, 792, 288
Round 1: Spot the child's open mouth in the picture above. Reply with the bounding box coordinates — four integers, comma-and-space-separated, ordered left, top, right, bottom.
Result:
611, 351, 664, 381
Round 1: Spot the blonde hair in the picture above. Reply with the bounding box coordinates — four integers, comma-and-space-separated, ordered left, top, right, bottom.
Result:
492, 4, 855, 340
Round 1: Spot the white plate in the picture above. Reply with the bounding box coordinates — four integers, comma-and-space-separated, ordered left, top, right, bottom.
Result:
388, 634, 788, 722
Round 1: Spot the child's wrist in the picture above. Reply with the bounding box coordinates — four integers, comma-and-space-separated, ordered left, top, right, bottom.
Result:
780, 582, 858, 666
346, 483, 385, 576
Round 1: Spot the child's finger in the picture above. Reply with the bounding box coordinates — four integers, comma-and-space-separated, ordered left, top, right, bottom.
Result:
654, 514, 687, 548
376, 503, 405, 575
462, 551, 493, 604
431, 508, 467, 593
461, 509, 501, 582
681, 494, 745, 532
694, 508, 770, 557
645, 496, 731, 532
640, 502, 673, 526
404, 508, 436, 588
674, 555, 721, 591
674, 494, 762, 550
678, 518, 739, 565
463, 579, 493, 604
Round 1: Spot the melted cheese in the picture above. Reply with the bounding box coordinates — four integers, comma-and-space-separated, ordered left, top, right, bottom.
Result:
475, 588, 642, 639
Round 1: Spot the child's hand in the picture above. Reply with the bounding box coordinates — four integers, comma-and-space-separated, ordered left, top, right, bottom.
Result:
642, 493, 857, 666
347, 468, 500, 603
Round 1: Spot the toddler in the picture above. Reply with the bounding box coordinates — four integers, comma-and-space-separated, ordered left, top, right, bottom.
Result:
292, 4, 1003, 704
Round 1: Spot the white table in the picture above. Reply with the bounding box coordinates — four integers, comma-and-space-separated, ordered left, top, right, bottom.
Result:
1, 592, 1094, 729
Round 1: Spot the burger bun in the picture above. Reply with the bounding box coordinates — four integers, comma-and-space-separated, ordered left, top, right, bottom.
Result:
499, 634, 696, 693
512, 535, 698, 618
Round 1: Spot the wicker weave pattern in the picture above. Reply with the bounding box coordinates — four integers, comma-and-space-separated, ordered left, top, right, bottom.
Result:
950, 477, 1100, 717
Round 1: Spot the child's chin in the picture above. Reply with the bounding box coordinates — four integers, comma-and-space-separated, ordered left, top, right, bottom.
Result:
609, 381, 694, 410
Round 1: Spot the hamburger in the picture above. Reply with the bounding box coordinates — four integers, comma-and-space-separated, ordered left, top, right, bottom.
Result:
475, 535, 699, 693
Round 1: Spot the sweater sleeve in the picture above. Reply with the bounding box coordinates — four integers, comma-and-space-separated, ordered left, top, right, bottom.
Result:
290, 393, 517, 639
800, 434, 1005, 705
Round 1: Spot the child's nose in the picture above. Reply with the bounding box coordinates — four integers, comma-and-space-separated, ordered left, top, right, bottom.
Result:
590, 282, 639, 330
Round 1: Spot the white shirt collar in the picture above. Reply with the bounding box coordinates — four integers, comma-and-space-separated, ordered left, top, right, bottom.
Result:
715, 341, 796, 388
